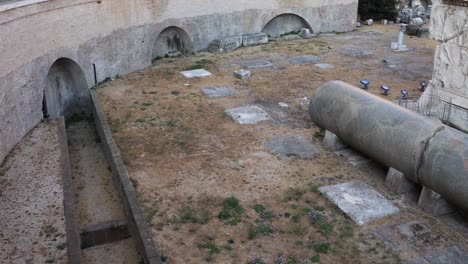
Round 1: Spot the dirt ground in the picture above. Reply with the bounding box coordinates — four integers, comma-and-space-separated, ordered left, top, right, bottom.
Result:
0, 121, 68, 264
96, 25, 467, 264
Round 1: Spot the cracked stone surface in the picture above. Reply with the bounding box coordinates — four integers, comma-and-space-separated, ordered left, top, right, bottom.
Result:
266, 135, 319, 159
225, 105, 271, 124
201, 86, 237, 98
180, 69, 212, 78
319, 181, 400, 225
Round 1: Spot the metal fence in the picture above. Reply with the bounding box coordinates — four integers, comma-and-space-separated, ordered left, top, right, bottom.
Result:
396, 94, 468, 131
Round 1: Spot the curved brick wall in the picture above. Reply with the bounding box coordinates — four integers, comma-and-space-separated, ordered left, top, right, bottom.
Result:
0, 0, 358, 163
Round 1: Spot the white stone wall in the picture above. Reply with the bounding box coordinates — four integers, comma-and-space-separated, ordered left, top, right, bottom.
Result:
430, 0, 468, 107
0, 0, 358, 163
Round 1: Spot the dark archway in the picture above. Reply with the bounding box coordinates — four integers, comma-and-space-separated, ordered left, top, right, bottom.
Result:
152, 26, 194, 60
44, 58, 89, 119
262, 13, 312, 38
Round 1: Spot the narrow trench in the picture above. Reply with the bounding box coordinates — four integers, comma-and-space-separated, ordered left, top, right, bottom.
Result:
66, 118, 141, 263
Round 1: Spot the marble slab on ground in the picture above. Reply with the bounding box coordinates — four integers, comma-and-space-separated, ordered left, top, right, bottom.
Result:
225, 105, 271, 124
266, 135, 319, 159
201, 86, 237, 98
241, 59, 273, 68
334, 148, 371, 167
315, 63, 335, 69
319, 181, 399, 225
180, 69, 212, 78
289, 55, 320, 64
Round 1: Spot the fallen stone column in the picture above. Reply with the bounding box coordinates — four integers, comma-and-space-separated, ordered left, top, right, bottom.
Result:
308, 80, 468, 213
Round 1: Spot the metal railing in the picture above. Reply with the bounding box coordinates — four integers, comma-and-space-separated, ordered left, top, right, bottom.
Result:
396, 94, 468, 131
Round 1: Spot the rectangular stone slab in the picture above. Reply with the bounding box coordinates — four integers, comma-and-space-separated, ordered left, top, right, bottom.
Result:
180, 69, 212, 78
241, 59, 273, 68
319, 181, 399, 225
201, 86, 237, 98
225, 105, 271, 124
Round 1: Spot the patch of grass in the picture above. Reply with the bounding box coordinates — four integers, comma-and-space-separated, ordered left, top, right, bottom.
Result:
313, 205, 325, 211
291, 213, 302, 223
288, 225, 307, 236
162, 70, 176, 80
179, 202, 211, 224
199, 241, 221, 255
136, 118, 145, 123
183, 59, 215, 71
283, 188, 306, 202
317, 222, 334, 237
142, 102, 153, 107
310, 255, 320, 263
253, 204, 274, 220
313, 129, 325, 138
339, 220, 355, 238
248, 257, 266, 264
218, 197, 243, 226
286, 255, 299, 264
248, 222, 273, 239
313, 242, 330, 253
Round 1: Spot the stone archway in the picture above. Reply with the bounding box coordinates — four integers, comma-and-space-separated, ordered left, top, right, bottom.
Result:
44, 58, 89, 119
152, 26, 194, 60
262, 13, 312, 38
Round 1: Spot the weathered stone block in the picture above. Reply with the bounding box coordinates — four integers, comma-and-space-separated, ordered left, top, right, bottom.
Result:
180, 69, 212, 78
201, 86, 237, 98
322, 130, 347, 151
225, 105, 271, 124
418, 186, 456, 216
207, 35, 242, 53
266, 135, 319, 159
242, 33, 268, 47
234, 69, 251, 80
385, 168, 418, 194
319, 181, 400, 225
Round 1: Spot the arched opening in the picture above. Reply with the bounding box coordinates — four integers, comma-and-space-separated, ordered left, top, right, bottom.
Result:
152, 26, 194, 61
44, 58, 89, 120
262, 14, 312, 38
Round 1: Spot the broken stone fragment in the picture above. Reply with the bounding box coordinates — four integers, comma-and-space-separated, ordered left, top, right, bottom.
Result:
207, 35, 242, 53
234, 69, 251, 80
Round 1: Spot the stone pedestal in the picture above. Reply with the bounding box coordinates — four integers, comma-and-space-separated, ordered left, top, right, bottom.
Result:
323, 130, 348, 151
385, 168, 418, 194
418, 186, 456, 216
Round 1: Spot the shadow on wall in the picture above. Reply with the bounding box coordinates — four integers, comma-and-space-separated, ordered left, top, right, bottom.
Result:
44, 58, 89, 120
152, 26, 194, 60
262, 13, 312, 38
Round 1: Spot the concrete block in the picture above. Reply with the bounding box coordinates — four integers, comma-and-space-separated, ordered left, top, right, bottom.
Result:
385, 167, 418, 194
365, 19, 373, 25
315, 63, 335, 69
201, 86, 237, 98
225, 105, 271, 124
418, 186, 456, 216
234, 69, 251, 80
180, 69, 212, 78
241, 59, 273, 68
207, 35, 242, 53
382, 19, 388, 25
322, 130, 348, 151
242, 33, 268, 46
289, 55, 320, 64
266, 135, 319, 159
319, 181, 400, 225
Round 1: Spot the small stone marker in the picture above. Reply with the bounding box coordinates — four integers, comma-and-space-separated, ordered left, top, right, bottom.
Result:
180, 69, 212, 78
242, 59, 273, 68
289, 55, 320, 64
201, 86, 237, 98
234, 69, 251, 80
242, 33, 268, 46
266, 135, 319, 159
319, 181, 400, 225
315, 63, 335, 69
225, 105, 271, 124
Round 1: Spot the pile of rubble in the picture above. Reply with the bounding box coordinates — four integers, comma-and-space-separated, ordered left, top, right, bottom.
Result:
397, 1, 431, 38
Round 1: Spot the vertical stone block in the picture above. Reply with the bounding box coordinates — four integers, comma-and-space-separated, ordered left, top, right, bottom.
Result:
418, 186, 456, 216
385, 168, 418, 194
323, 130, 348, 151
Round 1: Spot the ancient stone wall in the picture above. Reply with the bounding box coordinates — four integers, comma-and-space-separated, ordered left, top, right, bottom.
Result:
430, 0, 468, 107
0, 0, 358, 163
